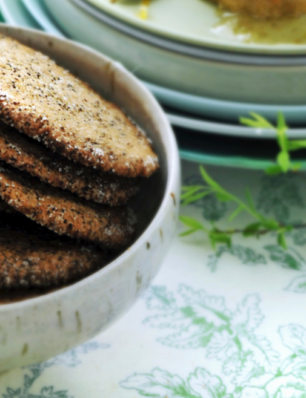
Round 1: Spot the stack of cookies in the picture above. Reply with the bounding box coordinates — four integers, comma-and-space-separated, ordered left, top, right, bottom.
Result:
0, 35, 159, 292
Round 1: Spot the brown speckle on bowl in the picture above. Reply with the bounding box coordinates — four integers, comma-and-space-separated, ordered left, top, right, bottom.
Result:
136, 271, 142, 288
171, 192, 176, 206
75, 311, 82, 334
21, 343, 28, 356
57, 310, 63, 328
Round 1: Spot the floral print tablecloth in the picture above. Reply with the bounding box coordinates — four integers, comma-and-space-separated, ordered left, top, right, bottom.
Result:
1, 160, 306, 398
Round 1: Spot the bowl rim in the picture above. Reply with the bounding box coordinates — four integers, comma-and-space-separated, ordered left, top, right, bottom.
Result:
0, 25, 180, 311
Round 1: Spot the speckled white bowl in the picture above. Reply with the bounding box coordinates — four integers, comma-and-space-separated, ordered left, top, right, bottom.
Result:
0, 25, 180, 371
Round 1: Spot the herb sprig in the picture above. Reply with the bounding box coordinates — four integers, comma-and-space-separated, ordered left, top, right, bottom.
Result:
180, 113, 306, 250
241, 112, 306, 174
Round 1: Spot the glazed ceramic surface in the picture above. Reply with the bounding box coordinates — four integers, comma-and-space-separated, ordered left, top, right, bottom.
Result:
167, 111, 306, 140
86, 0, 306, 55
16, 0, 306, 111
2, 161, 306, 397
21, 0, 63, 36
42, 0, 306, 104
0, 25, 180, 372
175, 128, 306, 170
147, 82, 306, 127
0, 0, 40, 28
71, 0, 306, 65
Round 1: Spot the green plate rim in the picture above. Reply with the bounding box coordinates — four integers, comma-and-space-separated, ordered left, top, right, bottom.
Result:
179, 149, 306, 170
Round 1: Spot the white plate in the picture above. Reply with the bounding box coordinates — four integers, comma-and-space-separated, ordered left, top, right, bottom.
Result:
85, 0, 306, 55
42, 0, 306, 105
72, 0, 306, 67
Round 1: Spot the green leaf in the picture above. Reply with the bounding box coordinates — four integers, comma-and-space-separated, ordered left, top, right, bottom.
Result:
209, 231, 232, 249
265, 165, 283, 176
240, 113, 274, 129
287, 140, 306, 151
277, 232, 287, 250
199, 166, 224, 193
181, 186, 203, 200
262, 219, 280, 230
277, 111, 287, 132
251, 113, 275, 128
277, 151, 290, 173
245, 189, 256, 212
209, 235, 217, 250
179, 216, 205, 231
239, 117, 258, 128
285, 225, 293, 232
276, 113, 289, 153
291, 163, 302, 172
179, 229, 198, 237
243, 222, 262, 237
228, 205, 244, 221
215, 192, 232, 202
181, 186, 196, 191
181, 191, 212, 206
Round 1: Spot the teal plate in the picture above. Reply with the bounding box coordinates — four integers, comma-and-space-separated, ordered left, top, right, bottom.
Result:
21, 0, 64, 37
175, 127, 306, 170
0, 0, 40, 28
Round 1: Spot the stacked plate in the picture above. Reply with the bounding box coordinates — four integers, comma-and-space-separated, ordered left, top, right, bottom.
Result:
1, 0, 306, 169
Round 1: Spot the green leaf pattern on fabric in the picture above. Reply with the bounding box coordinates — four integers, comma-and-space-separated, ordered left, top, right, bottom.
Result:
265, 246, 306, 271
121, 365, 306, 398
264, 246, 306, 293
257, 174, 304, 223
208, 243, 306, 294
183, 175, 228, 222
121, 368, 198, 398
2, 342, 109, 398
207, 245, 266, 272
285, 275, 306, 294
143, 285, 279, 385
128, 285, 306, 397
290, 228, 306, 247
121, 367, 228, 398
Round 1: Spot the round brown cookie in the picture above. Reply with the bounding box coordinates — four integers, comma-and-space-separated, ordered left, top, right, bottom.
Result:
0, 35, 159, 178
0, 163, 137, 250
0, 121, 139, 206
0, 213, 108, 290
